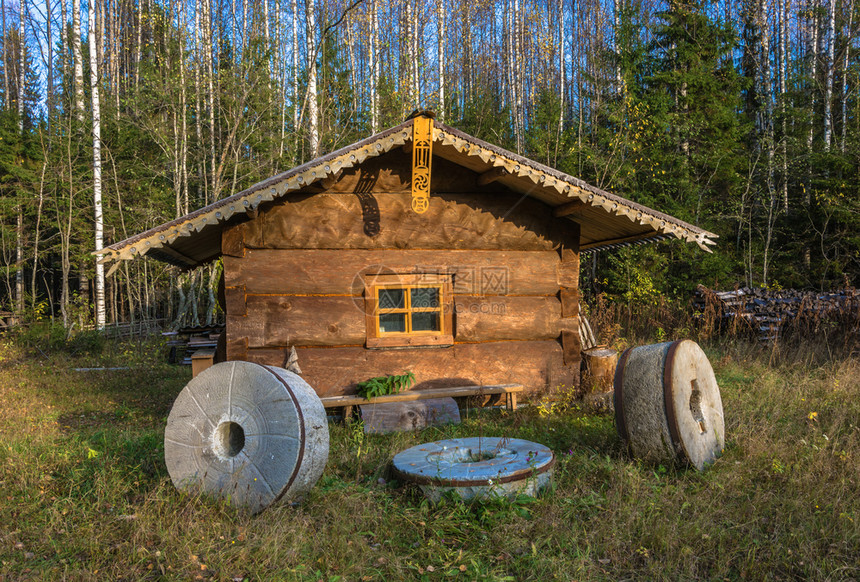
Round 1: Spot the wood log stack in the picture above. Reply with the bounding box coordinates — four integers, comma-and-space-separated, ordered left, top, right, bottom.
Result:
163, 324, 224, 364
694, 286, 859, 342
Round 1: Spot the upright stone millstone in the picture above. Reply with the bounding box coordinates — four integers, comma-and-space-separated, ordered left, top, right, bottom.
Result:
164, 361, 329, 513
613, 340, 725, 470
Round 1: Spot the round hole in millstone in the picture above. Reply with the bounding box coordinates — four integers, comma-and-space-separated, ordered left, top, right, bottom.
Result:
213, 421, 245, 459
689, 380, 706, 434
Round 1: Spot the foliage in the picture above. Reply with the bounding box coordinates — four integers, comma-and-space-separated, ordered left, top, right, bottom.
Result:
3, 0, 860, 325
356, 371, 416, 400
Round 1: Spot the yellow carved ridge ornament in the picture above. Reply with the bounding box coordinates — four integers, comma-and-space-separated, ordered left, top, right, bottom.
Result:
411, 116, 433, 214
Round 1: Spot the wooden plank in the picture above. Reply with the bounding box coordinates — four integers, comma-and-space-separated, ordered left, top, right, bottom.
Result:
360, 398, 460, 434
191, 348, 216, 378
240, 190, 576, 252
224, 249, 561, 296
321, 384, 523, 407
244, 340, 577, 398
367, 335, 453, 348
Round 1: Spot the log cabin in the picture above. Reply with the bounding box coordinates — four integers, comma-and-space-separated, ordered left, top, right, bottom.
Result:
97, 113, 717, 402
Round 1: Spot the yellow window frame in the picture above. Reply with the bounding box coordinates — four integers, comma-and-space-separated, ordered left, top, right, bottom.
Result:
364, 273, 454, 348
374, 283, 445, 336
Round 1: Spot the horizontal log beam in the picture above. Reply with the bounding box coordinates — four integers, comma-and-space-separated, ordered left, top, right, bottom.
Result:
229, 294, 576, 348
224, 249, 563, 296
242, 340, 577, 398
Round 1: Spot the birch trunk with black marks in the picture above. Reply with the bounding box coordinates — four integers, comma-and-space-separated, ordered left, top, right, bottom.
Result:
90, 0, 106, 328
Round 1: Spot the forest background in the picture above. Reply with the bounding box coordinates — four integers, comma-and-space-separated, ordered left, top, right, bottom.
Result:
1, 0, 858, 330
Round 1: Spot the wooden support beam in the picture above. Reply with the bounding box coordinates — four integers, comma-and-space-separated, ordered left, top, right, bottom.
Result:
553, 200, 586, 218
579, 232, 664, 252
477, 167, 508, 186
154, 244, 198, 268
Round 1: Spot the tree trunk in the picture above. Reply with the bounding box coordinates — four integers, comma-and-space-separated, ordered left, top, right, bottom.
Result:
370, 0, 379, 132
46, 0, 53, 123
291, 0, 299, 154
823, 0, 836, 150
179, 15, 189, 216
90, 0, 106, 329
15, 0, 25, 314
1, 0, 7, 108
437, 0, 445, 121
557, 0, 565, 137
31, 161, 47, 312
841, 0, 855, 152
206, 0, 216, 204
135, 0, 143, 90
407, 0, 418, 109
306, 0, 319, 157
779, 0, 788, 211
73, 0, 85, 122
278, 0, 287, 157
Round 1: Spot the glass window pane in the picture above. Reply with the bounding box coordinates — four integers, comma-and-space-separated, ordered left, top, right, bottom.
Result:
411, 312, 440, 332
410, 287, 440, 309
379, 313, 407, 333
378, 288, 405, 310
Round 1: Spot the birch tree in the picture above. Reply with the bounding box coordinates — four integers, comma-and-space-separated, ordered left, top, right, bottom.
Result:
307, 0, 319, 157
89, 0, 105, 328
437, 0, 445, 120
823, 0, 835, 150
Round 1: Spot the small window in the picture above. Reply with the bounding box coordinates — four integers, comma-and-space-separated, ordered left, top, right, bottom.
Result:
365, 274, 453, 348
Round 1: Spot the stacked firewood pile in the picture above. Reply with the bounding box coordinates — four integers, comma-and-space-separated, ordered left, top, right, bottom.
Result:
694, 286, 860, 342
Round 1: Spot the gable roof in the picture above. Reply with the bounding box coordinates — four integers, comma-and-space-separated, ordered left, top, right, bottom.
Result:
95, 117, 717, 272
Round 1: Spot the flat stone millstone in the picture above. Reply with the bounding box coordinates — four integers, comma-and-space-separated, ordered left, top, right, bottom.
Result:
392, 437, 555, 486
614, 340, 725, 470
164, 361, 329, 513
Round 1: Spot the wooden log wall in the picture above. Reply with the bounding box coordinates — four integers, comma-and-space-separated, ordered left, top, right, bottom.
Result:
222, 151, 582, 397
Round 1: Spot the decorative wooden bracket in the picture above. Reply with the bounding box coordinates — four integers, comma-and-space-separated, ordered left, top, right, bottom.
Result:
411, 116, 433, 214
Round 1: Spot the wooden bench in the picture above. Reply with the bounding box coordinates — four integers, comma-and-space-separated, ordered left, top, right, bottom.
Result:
320, 384, 524, 420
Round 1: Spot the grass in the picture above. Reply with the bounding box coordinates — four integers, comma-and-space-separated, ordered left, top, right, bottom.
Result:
0, 333, 858, 581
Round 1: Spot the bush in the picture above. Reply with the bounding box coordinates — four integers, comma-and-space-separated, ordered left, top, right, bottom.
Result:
10, 323, 105, 356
